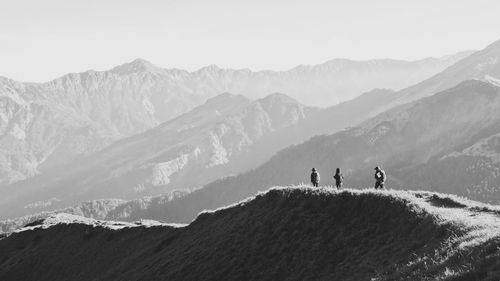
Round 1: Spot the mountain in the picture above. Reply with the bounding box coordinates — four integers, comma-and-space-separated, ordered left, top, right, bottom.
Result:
84, 80, 500, 225
0, 52, 471, 184
278, 51, 473, 105
118, 39, 500, 225
0, 62, 205, 185
1, 187, 500, 280
393, 39, 500, 107
0, 191, 187, 233
0, 85, 402, 221
0, 92, 319, 219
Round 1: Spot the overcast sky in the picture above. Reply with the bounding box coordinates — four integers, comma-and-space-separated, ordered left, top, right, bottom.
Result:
1, 0, 500, 82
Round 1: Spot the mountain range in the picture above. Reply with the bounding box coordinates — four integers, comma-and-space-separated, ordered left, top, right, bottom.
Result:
3, 39, 500, 227
125, 79, 500, 224
0, 52, 471, 185
0, 86, 401, 219
39, 38, 500, 226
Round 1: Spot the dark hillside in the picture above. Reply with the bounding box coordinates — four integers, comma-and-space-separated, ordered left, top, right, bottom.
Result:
2, 187, 500, 280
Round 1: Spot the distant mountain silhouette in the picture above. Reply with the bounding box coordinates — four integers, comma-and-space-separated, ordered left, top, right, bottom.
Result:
391, 39, 500, 109
0, 52, 471, 184
1, 187, 500, 281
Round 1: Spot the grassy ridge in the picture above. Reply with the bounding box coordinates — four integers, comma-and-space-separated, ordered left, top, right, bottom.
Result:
1, 187, 500, 280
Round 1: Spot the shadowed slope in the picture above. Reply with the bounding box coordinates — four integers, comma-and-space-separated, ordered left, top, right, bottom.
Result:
2, 187, 500, 281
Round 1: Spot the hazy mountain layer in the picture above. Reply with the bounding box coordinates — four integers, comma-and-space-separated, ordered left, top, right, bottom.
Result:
2, 187, 500, 281
85, 80, 500, 225
0, 85, 401, 220
0, 93, 318, 218
391, 39, 500, 110
0, 68, 202, 184
0, 191, 187, 233
99, 39, 500, 224
0, 52, 471, 184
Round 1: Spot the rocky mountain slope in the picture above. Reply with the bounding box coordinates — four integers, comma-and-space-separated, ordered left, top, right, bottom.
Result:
94, 39, 500, 225
85, 80, 500, 225
0, 85, 400, 220
0, 62, 204, 184
0, 52, 471, 184
0, 93, 317, 218
2, 187, 500, 281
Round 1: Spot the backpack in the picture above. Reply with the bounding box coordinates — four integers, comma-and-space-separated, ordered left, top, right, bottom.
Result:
377, 170, 386, 182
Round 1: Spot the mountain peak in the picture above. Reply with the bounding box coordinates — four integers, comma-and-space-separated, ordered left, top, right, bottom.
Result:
196, 64, 222, 73
258, 93, 300, 105
110, 58, 162, 75
202, 92, 250, 109
485, 38, 500, 50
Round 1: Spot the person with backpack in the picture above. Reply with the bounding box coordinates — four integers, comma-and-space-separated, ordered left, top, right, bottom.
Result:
333, 168, 344, 190
374, 166, 386, 189
310, 168, 320, 187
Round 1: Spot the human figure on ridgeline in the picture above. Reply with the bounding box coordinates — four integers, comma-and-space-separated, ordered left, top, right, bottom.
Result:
374, 166, 386, 189
333, 168, 344, 190
310, 168, 320, 187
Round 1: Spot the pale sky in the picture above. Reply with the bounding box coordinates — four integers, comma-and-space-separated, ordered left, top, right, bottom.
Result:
1, 0, 500, 82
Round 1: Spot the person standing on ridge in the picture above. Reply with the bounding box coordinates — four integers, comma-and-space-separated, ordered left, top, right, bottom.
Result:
374, 166, 386, 189
333, 168, 344, 190
311, 168, 320, 187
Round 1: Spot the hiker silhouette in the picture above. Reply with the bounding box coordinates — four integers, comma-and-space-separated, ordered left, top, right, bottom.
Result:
374, 166, 386, 189
333, 168, 344, 190
310, 168, 320, 187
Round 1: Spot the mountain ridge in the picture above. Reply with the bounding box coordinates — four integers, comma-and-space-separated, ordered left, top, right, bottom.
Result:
1, 186, 500, 280
96, 79, 500, 225
0, 92, 317, 219
0, 51, 470, 185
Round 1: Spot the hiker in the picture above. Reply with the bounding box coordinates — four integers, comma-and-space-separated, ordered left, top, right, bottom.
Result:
310, 168, 320, 187
374, 166, 386, 189
333, 168, 344, 190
